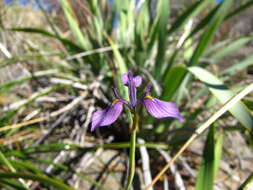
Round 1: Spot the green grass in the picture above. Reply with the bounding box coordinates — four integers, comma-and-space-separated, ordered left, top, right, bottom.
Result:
1, 0, 253, 189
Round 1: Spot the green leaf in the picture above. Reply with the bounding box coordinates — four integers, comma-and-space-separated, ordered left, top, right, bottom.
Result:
167, 0, 212, 35
188, 0, 249, 42
0, 179, 28, 190
134, 1, 149, 67
20, 142, 168, 155
195, 126, 223, 190
187, 5, 219, 40
3, 27, 83, 53
196, 126, 215, 190
225, 1, 253, 20
153, 0, 170, 79
189, 66, 253, 131
59, 0, 90, 49
108, 39, 128, 101
162, 65, 187, 100
186, 0, 253, 44
0, 70, 57, 94
222, 54, 253, 75
0, 172, 74, 190
86, 0, 104, 45
210, 35, 253, 60
214, 129, 223, 176
189, 0, 233, 66
0, 151, 29, 189
0, 159, 43, 174
144, 83, 253, 188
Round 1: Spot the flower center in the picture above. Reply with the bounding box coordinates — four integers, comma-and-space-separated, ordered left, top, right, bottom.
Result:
144, 95, 154, 101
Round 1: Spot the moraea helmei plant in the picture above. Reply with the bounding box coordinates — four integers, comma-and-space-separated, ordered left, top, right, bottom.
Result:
91, 70, 184, 132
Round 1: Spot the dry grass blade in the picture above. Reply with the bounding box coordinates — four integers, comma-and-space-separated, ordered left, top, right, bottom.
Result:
145, 83, 253, 190
0, 117, 48, 132
0, 42, 12, 58
138, 138, 153, 190
66, 45, 123, 60
0, 130, 43, 145
158, 150, 185, 190
0, 92, 88, 132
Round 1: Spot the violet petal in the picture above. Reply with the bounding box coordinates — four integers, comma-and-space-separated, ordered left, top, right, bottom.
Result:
133, 76, 142, 87
143, 96, 184, 122
91, 100, 124, 131
121, 73, 128, 85
122, 71, 142, 88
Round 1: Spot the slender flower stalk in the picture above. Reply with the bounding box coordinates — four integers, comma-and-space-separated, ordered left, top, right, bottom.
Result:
126, 112, 138, 190
91, 70, 184, 189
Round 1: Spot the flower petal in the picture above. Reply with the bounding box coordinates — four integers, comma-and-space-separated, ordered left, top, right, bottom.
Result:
91, 100, 124, 131
133, 76, 142, 87
121, 73, 128, 85
143, 96, 184, 122
121, 71, 142, 87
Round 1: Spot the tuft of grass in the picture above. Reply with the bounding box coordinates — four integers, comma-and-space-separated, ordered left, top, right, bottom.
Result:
1, 0, 253, 189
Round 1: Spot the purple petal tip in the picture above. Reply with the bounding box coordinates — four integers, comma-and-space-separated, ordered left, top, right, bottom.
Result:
91, 100, 124, 132
143, 96, 184, 122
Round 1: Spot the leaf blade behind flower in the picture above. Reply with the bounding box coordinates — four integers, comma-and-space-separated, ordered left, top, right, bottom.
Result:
189, 66, 253, 131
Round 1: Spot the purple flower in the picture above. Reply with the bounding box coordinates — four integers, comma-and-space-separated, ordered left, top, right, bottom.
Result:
91, 70, 184, 131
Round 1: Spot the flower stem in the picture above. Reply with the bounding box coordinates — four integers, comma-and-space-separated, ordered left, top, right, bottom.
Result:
126, 113, 139, 190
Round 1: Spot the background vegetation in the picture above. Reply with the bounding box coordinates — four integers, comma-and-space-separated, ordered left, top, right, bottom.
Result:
0, 0, 253, 189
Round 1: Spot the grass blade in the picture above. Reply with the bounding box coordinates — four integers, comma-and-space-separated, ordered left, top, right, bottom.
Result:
189, 66, 253, 131
76, 173, 110, 190
214, 129, 223, 175
0, 172, 74, 190
0, 70, 57, 94
3, 27, 83, 52
0, 151, 29, 189
195, 127, 215, 190
162, 65, 187, 100
0, 85, 63, 126
108, 39, 128, 101
167, 0, 212, 35
153, 0, 170, 79
195, 126, 223, 190
222, 54, 253, 75
189, 0, 233, 66
59, 0, 90, 49
209, 35, 253, 60
238, 173, 253, 190
145, 83, 253, 189
225, 1, 253, 19
0, 179, 28, 190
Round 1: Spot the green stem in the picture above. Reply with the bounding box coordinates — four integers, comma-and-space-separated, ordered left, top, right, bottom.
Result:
126, 113, 139, 190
